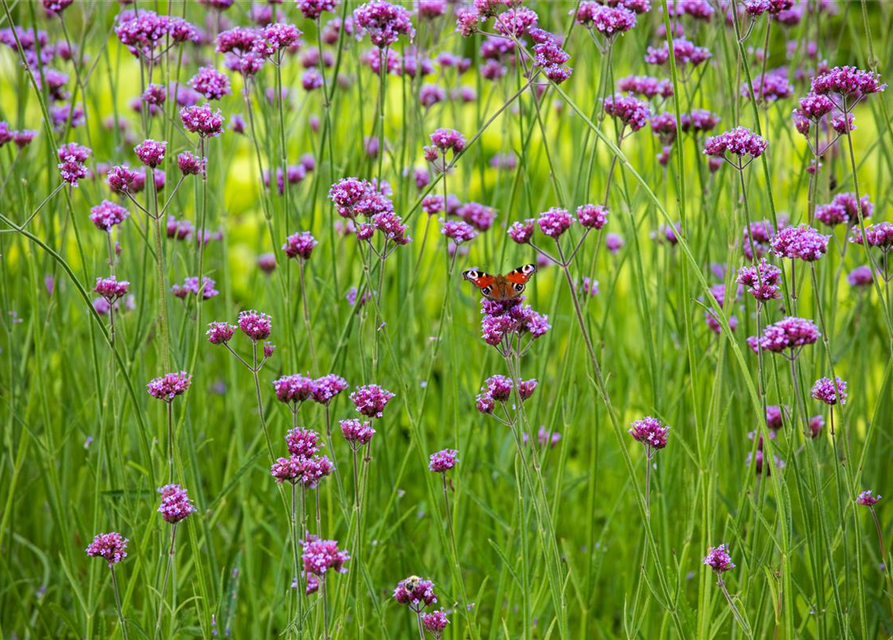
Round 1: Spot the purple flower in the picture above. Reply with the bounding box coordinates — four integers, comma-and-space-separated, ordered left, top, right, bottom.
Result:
458, 202, 498, 231
134, 139, 167, 168
703, 127, 768, 160
94, 276, 130, 302
176, 151, 207, 177
422, 609, 450, 638
606, 232, 625, 253
645, 38, 711, 68
508, 219, 536, 244
263, 341, 276, 359
744, 0, 794, 16
286, 428, 322, 458
770, 224, 829, 261
147, 371, 192, 402
756, 317, 820, 355
628, 416, 669, 450
116, 11, 198, 59
681, 109, 720, 135
90, 201, 130, 232
537, 207, 575, 239
302, 536, 350, 575
58, 142, 91, 187
849, 222, 893, 251
797, 93, 834, 119
485, 374, 513, 402
394, 577, 437, 612
181, 105, 225, 138
428, 448, 458, 473
441, 219, 477, 245
429, 128, 465, 154
171, 276, 218, 300
847, 265, 873, 287
354, 1, 415, 48
577, 2, 637, 37
743, 72, 793, 103
350, 384, 395, 418
617, 75, 673, 99
808, 415, 824, 438
282, 231, 318, 261
703, 544, 735, 574
254, 23, 303, 59
86, 532, 128, 567
736, 258, 782, 302
811, 66, 886, 101
298, 0, 339, 20
189, 66, 231, 101
207, 322, 237, 345
311, 374, 349, 405
107, 165, 138, 193
142, 83, 166, 106
577, 204, 608, 230
274, 374, 317, 406
475, 393, 495, 414
603, 94, 651, 131
158, 484, 197, 524
238, 310, 272, 341
857, 490, 881, 507
811, 376, 847, 406
531, 30, 573, 83
340, 419, 376, 446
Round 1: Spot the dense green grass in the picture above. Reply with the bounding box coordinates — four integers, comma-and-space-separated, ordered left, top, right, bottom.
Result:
2, 0, 893, 638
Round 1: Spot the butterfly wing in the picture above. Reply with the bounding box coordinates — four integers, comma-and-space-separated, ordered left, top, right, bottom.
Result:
503, 264, 537, 297
463, 269, 498, 299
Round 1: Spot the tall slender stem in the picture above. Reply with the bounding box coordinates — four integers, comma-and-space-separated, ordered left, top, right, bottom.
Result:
153, 524, 177, 640
110, 565, 130, 640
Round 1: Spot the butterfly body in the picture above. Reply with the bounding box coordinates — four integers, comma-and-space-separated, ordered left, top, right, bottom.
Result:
463, 264, 537, 300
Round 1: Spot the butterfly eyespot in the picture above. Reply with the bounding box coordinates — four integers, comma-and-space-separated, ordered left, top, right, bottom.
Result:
482, 286, 492, 296
521, 264, 536, 274
514, 283, 525, 292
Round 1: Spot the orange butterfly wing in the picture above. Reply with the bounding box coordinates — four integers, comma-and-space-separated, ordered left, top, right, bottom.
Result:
504, 264, 537, 285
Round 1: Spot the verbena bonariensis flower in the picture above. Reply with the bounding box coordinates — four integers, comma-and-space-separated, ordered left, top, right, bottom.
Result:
274, 374, 316, 407
171, 276, 218, 300
238, 310, 272, 341
770, 224, 829, 261
134, 139, 167, 168
766, 405, 788, 430
680, 109, 720, 135
537, 207, 575, 238
703, 127, 768, 164
313, 375, 349, 405
606, 232, 625, 253
703, 544, 735, 574
254, 23, 303, 59
147, 371, 192, 401
340, 419, 376, 447
115, 11, 198, 59
207, 321, 237, 345
493, 6, 539, 38
394, 576, 437, 612
422, 609, 449, 639
628, 416, 669, 451
441, 219, 478, 245
847, 265, 873, 287
177, 151, 206, 177
286, 427, 322, 458
94, 277, 129, 302
576, 1, 637, 42
271, 454, 334, 486
302, 536, 350, 576
86, 532, 129, 567
458, 202, 497, 231
480, 298, 551, 352
329, 177, 394, 218
189, 66, 231, 101
812, 376, 847, 406
158, 484, 197, 524
181, 105, 225, 138
603, 94, 651, 132
744, 0, 794, 16
857, 490, 881, 507
90, 201, 130, 232
736, 259, 781, 302
350, 384, 395, 418
298, 0, 339, 20
617, 75, 673, 99
508, 219, 536, 244
743, 72, 793, 103
811, 66, 886, 104
428, 448, 458, 473
645, 38, 711, 68
282, 231, 318, 261
354, 1, 415, 48
58, 142, 91, 186
755, 316, 820, 356
524, 426, 562, 448
849, 222, 893, 254
531, 29, 573, 83
107, 165, 138, 193
429, 128, 465, 155
809, 415, 824, 439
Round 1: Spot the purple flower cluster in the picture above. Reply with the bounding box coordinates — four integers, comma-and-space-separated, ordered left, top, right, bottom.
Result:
857, 490, 881, 507
286, 428, 321, 458
298, 0, 339, 20
207, 322, 237, 345
394, 577, 437, 612
847, 266, 873, 288
422, 609, 450, 638
314, 374, 350, 405
340, 419, 376, 447
85, 532, 129, 567
158, 484, 197, 524
577, 204, 609, 230
849, 222, 893, 252
703, 127, 768, 160
147, 371, 193, 402
181, 105, 225, 138
94, 276, 130, 303
429, 128, 466, 154
703, 544, 735, 574
441, 219, 478, 245
770, 224, 829, 261
617, 75, 673, 99
736, 259, 782, 302
628, 416, 670, 451
115, 11, 198, 59
811, 376, 847, 406
816, 192, 872, 227
350, 384, 395, 418
645, 38, 711, 68
89, 200, 130, 232
238, 310, 272, 341
508, 219, 536, 244
811, 66, 886, 100
531, 29, 573, 84
603, 94, 651, 131
189, 67, 231, 101
537, 207, 575, 238
271, 453, 334, 487
479, 298, 550, 348
58, 142, 91, 186
171, 276, 219, 301
743, 73, 793, 103
274, 374, 316, 407
135, 139, 166, 167
282, 231, 318, 261
744, 0, 794, 16
576, 2, 637, 37
178, 152, 207, 177
753, 317, 820, 355
354, 1, 415, 48
302, 536, 350, 575
428, 448, 459, 473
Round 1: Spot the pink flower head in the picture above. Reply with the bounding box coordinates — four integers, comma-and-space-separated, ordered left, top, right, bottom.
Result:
617, 75, 673, 99
455, 7, 481, 37
576, 2, 637, 37
508, 219, 536, 244
811, 66, 886, 101
286, 427, 322, 457
703, 544, 735, 573
603, 94, 651, 131
847, 265, 873, 288
90, 200, 130, 231
770, 224, 828, 261
606, 232, 625, 253
744, 72, 793, 103
158, 484, 197, 524
428, 448, 458, 472
171, 276, 218, 301
107, 165, 138, 193
849, 222, 893, 251
340, 419, 376, 446
147, 371, 192, 401
577, 204, 608, 230
274, 374, 317, 407
207, 321, 237, 345
458, 202, 497, 232
485, 374, 513, 402
312, 374, 349, 405
189, 66, 231, 101
857, 490, 881, 507
394, 577, 437, 612
736, 259, 781, 302
134, 139, 167, 167
298, 0, 339, 20
421, 609, 450, 639
94, 276, 130, 302
254, 23, 303, 59
58, 142, 91, 186
282, 231, 318, 261
354, 1, 415, 48
757, 316, 820, 355
703, 127, 768, 160
176, 151, 206, 177
628, 416, 669, 451
798, 93, 834, 119
238, 310, 272, 341
531, 30, 573, 83
350, 384, 395, 418
441, 219, 478, 245
429, 128, 465, 154
811, 376, 847, 406
302, 536, 350, 575
180, 105, 225, 138
86, 532, 128, 567
537, 207, 575, 238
